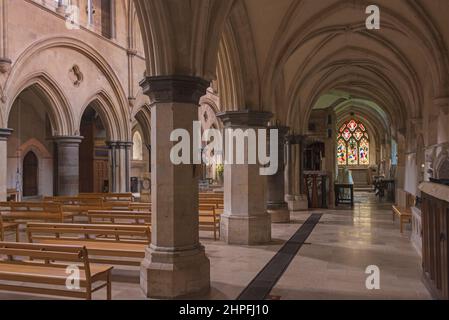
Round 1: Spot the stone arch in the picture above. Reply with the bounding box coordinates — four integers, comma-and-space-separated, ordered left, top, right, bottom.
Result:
79, 91, 126, 141
199, 97, 221, 132
6, 72, 74, 136
4, 36, 129, 137
132, 103, 151, 147
134, 0, 235, 79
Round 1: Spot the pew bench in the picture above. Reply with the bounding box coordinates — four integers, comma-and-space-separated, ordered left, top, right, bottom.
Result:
87, 210, 151, 225
0, 242, 112, 300
27, 223, 151, 266
0, 202, 72, 223
79, 193, 135, 202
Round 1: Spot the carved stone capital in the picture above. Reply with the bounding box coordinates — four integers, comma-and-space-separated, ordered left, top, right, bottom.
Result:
0, 58, 12, 73
216, 110, 273, 128
140, 75, 210, 105
53, 136, 83, 145
0, 128, 13, 141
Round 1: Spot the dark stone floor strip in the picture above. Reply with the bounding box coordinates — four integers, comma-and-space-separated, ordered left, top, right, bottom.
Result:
237, 213, 323, 300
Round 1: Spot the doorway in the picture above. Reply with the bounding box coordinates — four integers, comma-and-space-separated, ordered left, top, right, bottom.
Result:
23, 151, 38, 197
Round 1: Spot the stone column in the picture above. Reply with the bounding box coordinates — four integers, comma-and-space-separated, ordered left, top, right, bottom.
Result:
0, 128, 12, 201
116, 141, 133, 193
217, 111, 273, 245
284, 136, 294, 201
139, 75, 210, 299
106, 141, 118, 193
54, 136, 83, 196
0, 0, 11, 74
267, 126, 290, 223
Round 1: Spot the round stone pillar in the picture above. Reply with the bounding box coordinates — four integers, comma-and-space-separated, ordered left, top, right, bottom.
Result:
0, 128, 13, 201
139, 75, 210, 299
54, 136, 83, 196
267, 126, 290, 223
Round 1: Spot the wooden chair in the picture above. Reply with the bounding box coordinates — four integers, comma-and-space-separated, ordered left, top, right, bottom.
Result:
392, 193, 415, 233
199, 205, 221, 240
0, 242, 112, 300
27, 223, 151, 266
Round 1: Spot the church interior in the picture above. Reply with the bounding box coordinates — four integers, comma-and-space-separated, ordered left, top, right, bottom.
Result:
0, 0, 449, 301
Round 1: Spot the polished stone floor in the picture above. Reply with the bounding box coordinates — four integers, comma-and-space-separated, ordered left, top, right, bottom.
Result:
0, 192, 431, 300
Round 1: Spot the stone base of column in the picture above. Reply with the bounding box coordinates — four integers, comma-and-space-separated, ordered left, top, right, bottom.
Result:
220, 214, 271, 245
268, 207, 290, 223
140, 245, 210, 299
286, 194, 309, 211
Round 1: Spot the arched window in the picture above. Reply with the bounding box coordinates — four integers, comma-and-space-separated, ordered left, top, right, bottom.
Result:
132, 131, 143, 161
337, 119, 370, 166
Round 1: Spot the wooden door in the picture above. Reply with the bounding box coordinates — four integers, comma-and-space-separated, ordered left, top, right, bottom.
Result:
23, 151, 38, 197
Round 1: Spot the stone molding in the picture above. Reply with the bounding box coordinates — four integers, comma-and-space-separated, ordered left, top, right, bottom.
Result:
0, 128, 13, 141
140, 75, 210, 105
0, 58, 12, 73
106, 141, 133, 149
216, 110, 273, 128
53, 136, 83, 145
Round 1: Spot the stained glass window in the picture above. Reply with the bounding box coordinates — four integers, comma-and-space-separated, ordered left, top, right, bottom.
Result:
359, 138, 369, 165
336, 119, 370, 166
337, 139, 347, 166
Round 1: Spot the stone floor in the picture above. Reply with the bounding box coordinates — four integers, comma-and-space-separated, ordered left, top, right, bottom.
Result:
0, 192, 431, 300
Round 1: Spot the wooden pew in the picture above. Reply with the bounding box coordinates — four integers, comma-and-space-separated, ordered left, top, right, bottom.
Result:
0, 242, 112, 300
0, 202, 70, 223
392, 193, 416, 233
79, 193, 135, 202
199, 192, 224, 199
102, 201, 132, 211
129, 203, 151, 212
44, 197, 103, 206
87, 210, 151, 225
27, 223, 151, 266
199, 205, 221, 241
0, 216, 19, 242
199, 198, 224, 210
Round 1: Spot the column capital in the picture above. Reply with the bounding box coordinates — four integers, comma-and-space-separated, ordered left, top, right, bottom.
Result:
0, 128, 13, 141
53, 136, 83, 145
0, 58, 12, 74
140, 75, 210, 105
107, 141, 133, 149
216, 110, 273, 128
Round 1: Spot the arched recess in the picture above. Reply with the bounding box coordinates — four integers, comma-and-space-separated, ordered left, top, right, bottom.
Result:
7, 85, 59, 198
3, 36, 130, 138
131, 104, 151, 191
5, 73, 74, 136
79, 91, 126, 142
132, 103, 151, 149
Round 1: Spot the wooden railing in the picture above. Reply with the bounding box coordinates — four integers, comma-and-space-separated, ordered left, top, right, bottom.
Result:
420, 182, 449, 300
